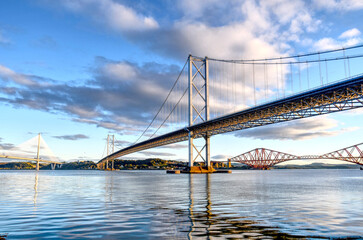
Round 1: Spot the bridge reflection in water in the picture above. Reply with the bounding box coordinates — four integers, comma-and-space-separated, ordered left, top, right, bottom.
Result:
100, 172, 311, 239
34, 172, 38, 206
185, 174, 308, 239
98, 171, 361, 239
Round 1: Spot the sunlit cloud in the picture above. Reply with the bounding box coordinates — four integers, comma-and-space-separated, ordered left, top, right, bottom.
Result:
234, 116, 359, 140
139, 151, 176, 157
339, 28, 361, 39
313, 29, 362, 51
51, 0, 159, 32
313, 0, 363, 11
0, 64, 37, 86
212, 154, 232, 160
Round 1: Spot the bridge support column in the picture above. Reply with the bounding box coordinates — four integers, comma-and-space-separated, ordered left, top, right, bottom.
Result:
36, 160, 39, 171
188, 132, 194, 167
51, 163, 56, 170
227, 158, 231, 168
205, 135, 210, 168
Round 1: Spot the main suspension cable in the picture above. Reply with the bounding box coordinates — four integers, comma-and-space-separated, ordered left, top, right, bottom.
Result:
133, 60, 188, 144
149, 87, 189, 139
194, 44, 363, 63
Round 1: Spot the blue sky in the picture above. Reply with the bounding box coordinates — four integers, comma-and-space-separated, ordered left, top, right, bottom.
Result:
0, 0, 363, 164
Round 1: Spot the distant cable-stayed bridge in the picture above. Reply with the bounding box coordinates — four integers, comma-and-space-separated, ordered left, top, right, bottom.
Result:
98, 45, 363, 171
0, 133, 62, 170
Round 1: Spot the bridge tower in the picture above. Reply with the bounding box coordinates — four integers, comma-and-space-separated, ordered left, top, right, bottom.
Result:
106, 134, 115, 170
187, 55, 213, 172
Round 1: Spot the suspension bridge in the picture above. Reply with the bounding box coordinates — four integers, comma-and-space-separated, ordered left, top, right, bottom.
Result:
228, 142, 363, 170
0, 133, 62, 170
98, 45, 363, 173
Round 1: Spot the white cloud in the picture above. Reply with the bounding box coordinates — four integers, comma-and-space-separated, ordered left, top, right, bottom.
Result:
50, 0, 323, 61
342, 108, 363, 115
239, 0, 321, 45
139, 151, 176, 157
212, 154, 232, 160
160, 143, 187, 149
59, 0, 158, 32
313, 37, 341, 51
235, 116, 358, 140
313, 0, 363, 11
104, 0, 158, 31
314, 28, 362, 51
152, 21, 282, 60
339, 28, 361, 39
101, 62, 137, 82
149, 0, 322, 60
241, 0, 272, 34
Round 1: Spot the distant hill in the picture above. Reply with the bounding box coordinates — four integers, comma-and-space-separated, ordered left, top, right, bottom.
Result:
43, 161, 97, 170
273, 162, 360, 169
0, 161, 97, 170
113, 158, 187, 170
0, 159, 185, 170
0, 162, 36, 170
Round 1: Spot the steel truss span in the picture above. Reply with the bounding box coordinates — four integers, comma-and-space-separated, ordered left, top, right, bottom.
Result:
230, 143, 363, 169
98, 74, 363, 167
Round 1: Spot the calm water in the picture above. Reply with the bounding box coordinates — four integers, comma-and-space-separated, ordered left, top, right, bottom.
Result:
0, 169, 362, 239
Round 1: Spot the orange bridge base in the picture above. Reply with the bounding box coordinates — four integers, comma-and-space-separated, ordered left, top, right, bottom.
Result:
167, 166, 232, 174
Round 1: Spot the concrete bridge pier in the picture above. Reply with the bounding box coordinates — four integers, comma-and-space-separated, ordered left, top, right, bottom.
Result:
227, 159, 231, 168
36, 160, 40, 171
51, 163, 56, 170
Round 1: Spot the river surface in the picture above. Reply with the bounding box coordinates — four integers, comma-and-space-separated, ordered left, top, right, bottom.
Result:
0, 169, 362, 239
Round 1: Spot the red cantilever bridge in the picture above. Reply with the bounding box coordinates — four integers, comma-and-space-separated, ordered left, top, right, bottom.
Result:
229, 142, 363, 169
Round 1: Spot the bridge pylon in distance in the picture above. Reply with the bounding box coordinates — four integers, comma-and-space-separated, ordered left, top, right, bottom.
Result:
105, 134, 115, 170
186, 55, 215, 173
